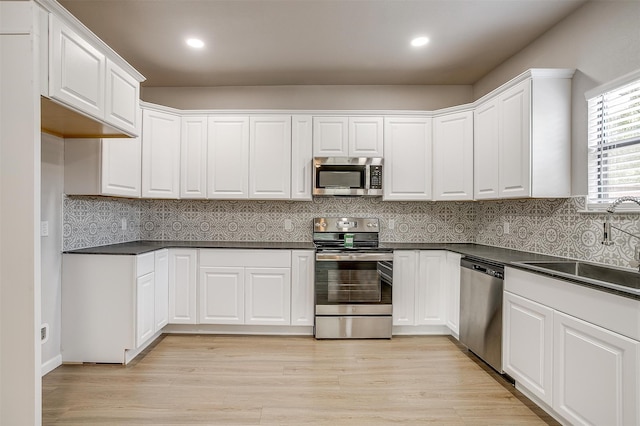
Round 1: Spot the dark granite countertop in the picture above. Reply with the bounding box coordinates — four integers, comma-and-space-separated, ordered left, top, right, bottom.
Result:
64, 240, 639, 299
64, 240, 316, 255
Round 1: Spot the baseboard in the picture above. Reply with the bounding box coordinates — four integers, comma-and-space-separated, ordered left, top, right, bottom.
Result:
41, 354, 62, 376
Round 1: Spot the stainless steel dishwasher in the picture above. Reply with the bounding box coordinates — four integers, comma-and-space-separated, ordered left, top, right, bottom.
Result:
459, 257, 504, 373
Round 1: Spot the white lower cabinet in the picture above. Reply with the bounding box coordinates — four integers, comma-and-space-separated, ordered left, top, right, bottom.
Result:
154, 249, 169, 331
198, 249, 293, 326
245, 267, 291, 325
62, 251, 168, 364
199, 266, 245, 324
290, 250, 315, 326
553, 311, 639, 426
504, 267, 640, 425
392, 250, 457, 335
168, 249, 198, 324
503, 291, 554, 406
444, 252, 461, 336
135, 270, 155, 347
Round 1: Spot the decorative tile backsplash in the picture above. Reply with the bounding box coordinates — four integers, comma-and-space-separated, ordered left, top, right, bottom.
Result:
63, 195, 640, 269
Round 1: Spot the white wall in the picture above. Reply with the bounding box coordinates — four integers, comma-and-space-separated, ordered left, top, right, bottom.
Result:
141, 84, 474, 111
472, 0, 640, 196
0, 2, 42, 424
41, 133, 63, 375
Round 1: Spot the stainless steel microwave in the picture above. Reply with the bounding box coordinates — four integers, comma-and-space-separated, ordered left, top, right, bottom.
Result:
313, 157, 383, 196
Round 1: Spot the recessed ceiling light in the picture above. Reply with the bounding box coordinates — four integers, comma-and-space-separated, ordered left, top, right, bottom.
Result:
186, 38, 205, 49
411, 36, 430, 47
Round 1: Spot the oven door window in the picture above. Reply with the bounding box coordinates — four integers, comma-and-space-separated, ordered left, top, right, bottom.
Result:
316, 166, 365, 189
315, 260, 392, 305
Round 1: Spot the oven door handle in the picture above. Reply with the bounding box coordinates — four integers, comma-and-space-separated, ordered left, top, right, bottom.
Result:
315, 252, 394, 262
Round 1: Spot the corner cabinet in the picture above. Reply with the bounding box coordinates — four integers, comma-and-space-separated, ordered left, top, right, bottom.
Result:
383, 117, 432, 201
433, 110, 473, 201
474, 70, 573, 200
504, 267, 640, 425
168, 249, 198, 324
62, 251, 168, 364
142, 107, 181, 198
48, 14, 142, 136
64, 132, 142, 198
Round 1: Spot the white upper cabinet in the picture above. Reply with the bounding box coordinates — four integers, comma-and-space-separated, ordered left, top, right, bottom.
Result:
64, 124, 142, 198
474, 99, 500, 199
313, 117, 348, 156
249, 116, 292, 199
348, 116, 384, 157
313, 116, 383, 157
141, 107, 181, 198
180, 116, 208, 199
48, 14, 142, 137
50, 15, 105, 119
291, 115, 313, 200
207, 116, 250, 199
474, 70, 573, 199
433, 110, 473, 201
105, 59, 140, 136
383, 117, 432, 201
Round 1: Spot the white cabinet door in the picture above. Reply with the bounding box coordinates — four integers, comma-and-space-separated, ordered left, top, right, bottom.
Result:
168, 249, 198, 324
503, 291, 554, 406
104, 59, 139, 136
180, 116, 208, 199
249, 116, 292, 199
474, 99, 500, 199
142, 108, 181, 198
348, 116, 383, 157
291, 115, 313, 200
291, 250, 314, 326
444, 252, 461, 336
199, 266, 244, 324
154, 249, 169, 332
416, 251, 446, 326
101, 135, 142, 198
313, 117, 348, 156
554, 311, 639, 426
245, 268, 291, 325
136, 272, 155, 348
392, 251, 417, 326
499, 80, 531, 198
207, 116, 249, 199
383, 117, 432, 201
49, 16, 105, 120
433, 111, 473, 201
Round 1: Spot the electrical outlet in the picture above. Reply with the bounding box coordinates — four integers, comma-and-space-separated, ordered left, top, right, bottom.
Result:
284, 219, 293, 231
41, 324, 49, 344
40, 221, 49, 237
503, 222, 510, 235
389, 219, 395, 230
121, 218, 127, 231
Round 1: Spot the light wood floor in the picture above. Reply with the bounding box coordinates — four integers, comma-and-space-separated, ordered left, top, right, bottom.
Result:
43, 335, 558, 425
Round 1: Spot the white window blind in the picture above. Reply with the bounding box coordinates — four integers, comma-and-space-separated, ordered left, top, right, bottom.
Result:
587, 77, 640, 205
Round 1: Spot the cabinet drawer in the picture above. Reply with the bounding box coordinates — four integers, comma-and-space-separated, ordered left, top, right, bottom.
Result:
199, 249, 290, 268
136, 252, 155, 276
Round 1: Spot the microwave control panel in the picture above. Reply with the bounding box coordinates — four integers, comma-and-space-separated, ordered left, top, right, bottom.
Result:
369, 165, 383, 189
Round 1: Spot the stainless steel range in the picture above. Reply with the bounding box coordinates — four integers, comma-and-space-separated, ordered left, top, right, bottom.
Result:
313, 217, 393, 339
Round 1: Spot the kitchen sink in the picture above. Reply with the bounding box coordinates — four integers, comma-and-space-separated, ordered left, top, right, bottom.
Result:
513, 260, 640, 295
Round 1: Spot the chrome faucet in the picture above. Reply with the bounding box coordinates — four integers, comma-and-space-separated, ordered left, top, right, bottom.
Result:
602, 196, 640, 270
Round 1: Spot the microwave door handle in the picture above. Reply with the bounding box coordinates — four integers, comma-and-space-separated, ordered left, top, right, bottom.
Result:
364, 164, 370, 190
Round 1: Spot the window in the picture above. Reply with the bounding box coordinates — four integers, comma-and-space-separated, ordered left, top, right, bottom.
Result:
587, 73, 640, 207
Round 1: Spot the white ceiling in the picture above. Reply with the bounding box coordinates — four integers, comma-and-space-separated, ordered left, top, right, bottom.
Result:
58, 0, 588, 87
